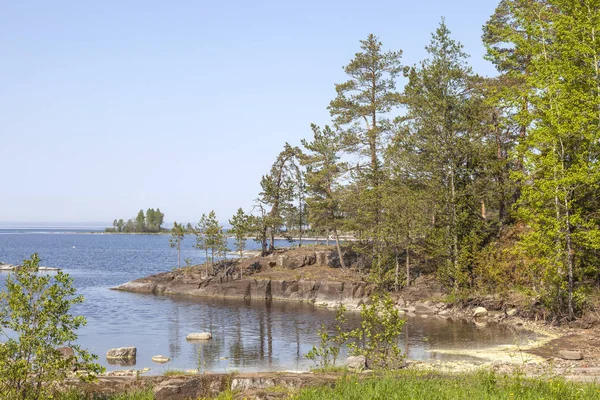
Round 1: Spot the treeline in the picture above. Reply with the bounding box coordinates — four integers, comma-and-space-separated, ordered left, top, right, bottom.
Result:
212, 1, 598, 320
170, 209, 252, 272
106, 208, 165, 233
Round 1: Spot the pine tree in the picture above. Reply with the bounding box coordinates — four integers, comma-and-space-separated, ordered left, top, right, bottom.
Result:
329, 34, 403, 256
301, 124, 348, 271
400, 19, 486, 291
170, 222, 185, 269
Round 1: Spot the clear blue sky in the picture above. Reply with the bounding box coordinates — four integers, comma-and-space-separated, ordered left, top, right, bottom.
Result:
0, 0, 499, 224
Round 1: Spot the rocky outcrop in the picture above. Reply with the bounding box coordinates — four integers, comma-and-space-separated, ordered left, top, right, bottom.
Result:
114, 275, 373, 309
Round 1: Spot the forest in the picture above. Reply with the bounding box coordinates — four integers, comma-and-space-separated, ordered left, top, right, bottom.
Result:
212, 0, 600, 322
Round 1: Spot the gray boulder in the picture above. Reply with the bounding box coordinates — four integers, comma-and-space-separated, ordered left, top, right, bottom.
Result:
106, 347, 137, 359
346, 355, 367, 371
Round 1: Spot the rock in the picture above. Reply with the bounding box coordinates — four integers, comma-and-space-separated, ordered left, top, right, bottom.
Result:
437, 310, 450, 317
406, 306, 416, 313
396, 297, 405, 307
152, 355, 170, 363
506, 308, 518, 317
106, 347, 137, 359
154, 377, 205, 400
186, 332, 212, 341
346, 355, 367, 371
559, 350, 583, 360
473, 307, 488, 318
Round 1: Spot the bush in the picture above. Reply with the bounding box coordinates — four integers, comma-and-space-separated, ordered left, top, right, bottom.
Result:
346, 293, 405, 369
0, 253, 103, 399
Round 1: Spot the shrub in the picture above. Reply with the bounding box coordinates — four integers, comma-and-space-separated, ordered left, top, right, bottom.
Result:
0, 253, 103, 399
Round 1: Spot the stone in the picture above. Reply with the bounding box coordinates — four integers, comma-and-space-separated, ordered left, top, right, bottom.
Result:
106, 347, 137, 359
559, 350, 583, 360
152, 355, 171, 363
437, 310, 450, 317
346, 355, 367, 371
406, 306, 416, 313
472, 307, 488, 318
506, 308, 518, 317
186, 332, 212, 341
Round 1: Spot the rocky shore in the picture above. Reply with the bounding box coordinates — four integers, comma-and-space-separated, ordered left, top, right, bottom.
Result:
110, 246, 600, 386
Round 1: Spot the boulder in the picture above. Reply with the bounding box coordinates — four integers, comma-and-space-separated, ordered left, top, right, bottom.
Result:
186, 332, 212, 341
559, 350, 583, 360
152, 355, 171, 363
473, 307, 488, 318
106, 347, 137, 359
346, 355, 367, 371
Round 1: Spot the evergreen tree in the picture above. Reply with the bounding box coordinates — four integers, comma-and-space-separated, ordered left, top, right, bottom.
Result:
170, 222, 185, 269
329, 34, 403, 256
301, 124, 348, 271
400, 19, 488, 291
229, 208, 250, 272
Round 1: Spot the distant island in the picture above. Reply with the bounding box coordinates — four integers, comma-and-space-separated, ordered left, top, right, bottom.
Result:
105, 208, 165, 233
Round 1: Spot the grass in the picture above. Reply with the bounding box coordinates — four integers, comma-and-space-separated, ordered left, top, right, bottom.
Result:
46, 370, 600, 399
293, 370, 600, 400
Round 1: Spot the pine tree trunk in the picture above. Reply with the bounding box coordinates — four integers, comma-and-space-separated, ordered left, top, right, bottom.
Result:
450, 167, 459, 291
406, 246, 410, 288
333, 226, 347, 272
394, 248, 400, 291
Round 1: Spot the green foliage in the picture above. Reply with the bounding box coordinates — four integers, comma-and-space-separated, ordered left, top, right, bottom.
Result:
170, 221, 185, 269
305, 305, 347, 369
228, 208, 250, 259
0, 254, 103, 400
106, 208, 164, 233
293, 370, 600, 400
346, 293, 405, 369
195, 211, 228, 271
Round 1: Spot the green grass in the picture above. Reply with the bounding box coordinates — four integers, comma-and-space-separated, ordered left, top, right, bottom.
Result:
293, 371, 600, 400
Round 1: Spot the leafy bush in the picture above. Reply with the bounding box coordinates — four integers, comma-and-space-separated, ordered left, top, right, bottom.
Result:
0, 254, 103, 399
346, 293, 405, 369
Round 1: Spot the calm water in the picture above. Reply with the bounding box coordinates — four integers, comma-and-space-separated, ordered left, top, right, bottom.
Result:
0, 229, 533, 374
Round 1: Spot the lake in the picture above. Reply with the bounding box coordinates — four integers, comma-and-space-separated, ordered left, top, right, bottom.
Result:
0, 228, 534, 374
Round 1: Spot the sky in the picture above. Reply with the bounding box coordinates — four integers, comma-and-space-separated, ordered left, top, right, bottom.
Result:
0, 0, 500, 225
